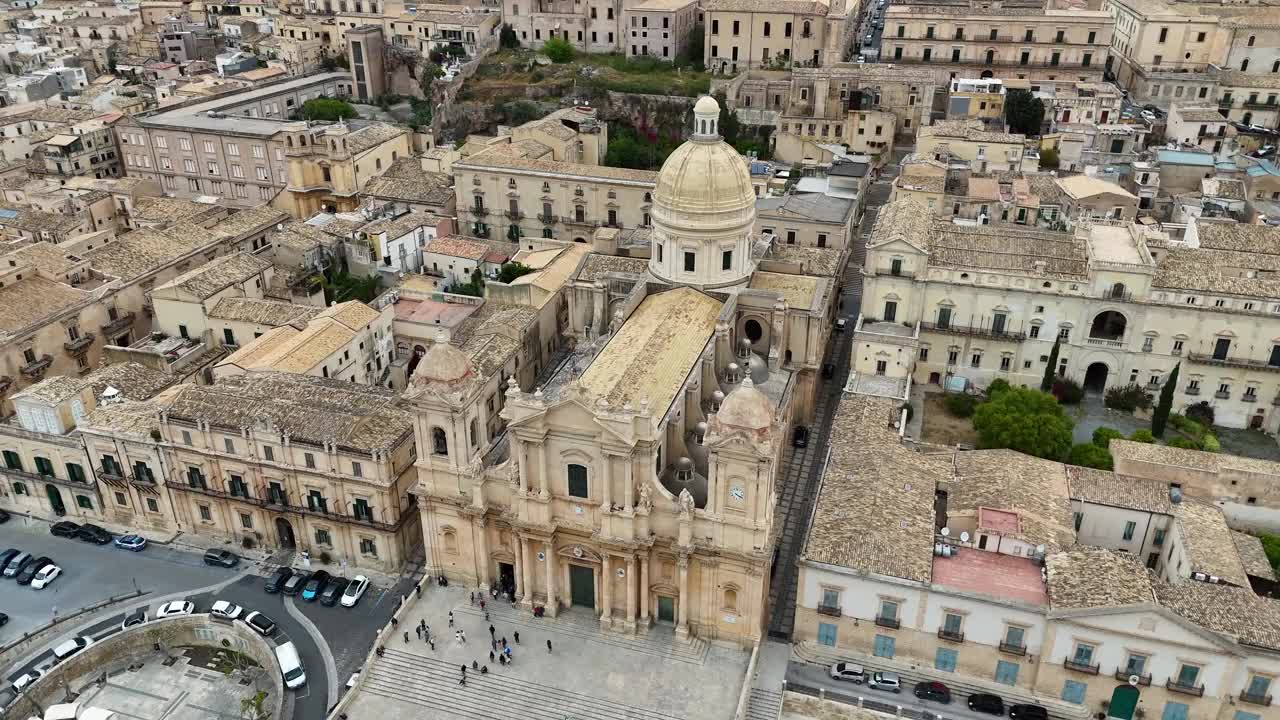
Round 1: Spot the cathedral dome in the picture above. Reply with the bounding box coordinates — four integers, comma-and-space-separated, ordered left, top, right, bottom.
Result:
715, 377, 773, 431
653, 97, 754, 217
412, 330, 474, 385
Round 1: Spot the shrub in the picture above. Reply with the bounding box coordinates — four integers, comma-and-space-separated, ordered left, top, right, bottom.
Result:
319, 550, 333, 564
496, 262, 535, 283
987, 378, 1012, 397
1105, 383, 1153, 412
1257, 532, 1280, 575
1169, 414, 1203, 435
241, 536, 256, 549
299, 97, 357, 122
1201, 434, 1221, 453
973, 386, 1074, 461
944, 393, 978, 418
1186, 401, 1215, 427
1068, 443, 1114, 470
1167, 437, 1200, 449
1129, 429, 1156, 444
542, 37, 574, 63
1051, 378, 1084, 405
900, 403, 915, 424
499, 23, 520, 49
1092, 426, 1124, 448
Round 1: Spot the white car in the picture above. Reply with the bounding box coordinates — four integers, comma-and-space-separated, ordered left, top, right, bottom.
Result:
156, 600, 195, 618
30, 564, 61, 590
51, 637, 93, 663
341, 575, 369, 607
11, 669, 42, 691
209, 601, 243, 620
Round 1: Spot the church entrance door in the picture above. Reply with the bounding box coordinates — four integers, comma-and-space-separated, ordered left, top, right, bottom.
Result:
657, 596, 675, 623
569, 564, 595, 609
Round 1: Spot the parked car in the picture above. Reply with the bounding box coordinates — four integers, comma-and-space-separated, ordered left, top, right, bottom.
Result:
968, 693, 1006, 715
792, 425, 810, 448
210, 601, 243, 620
829, 662, 867, 683
301, 570, 331, 601
16, 557, 53, 585
244, 611, 277, 637
265, 566, 293, 594
203, 549, 238, 567
868, 672, 901, 693
121, 608, 147, 630
914, 680, 951, 703
1140, 110, 1157, 122
156, 600, 195, 618
31, 563, 62, 589
835, 318, 848, 332
49, 521, 81, 538
0, 509, 9, 523
341, 575, 370, 608
11, 669, 42, 692
75, 524, 112, 544
282, 571, 309, 596
0, 612, 7, 626
114, 534, 148, 552
51, 636, 93, 663
3, 552, 32, 578
1010, 704, 1048, 720
319, 576, 350, 607
0, 549, 21, 572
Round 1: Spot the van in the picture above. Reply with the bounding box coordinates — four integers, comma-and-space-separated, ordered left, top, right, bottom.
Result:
275, 641, 307, 689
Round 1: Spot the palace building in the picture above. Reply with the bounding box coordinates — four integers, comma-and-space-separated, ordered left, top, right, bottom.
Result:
408, 96, 836, 646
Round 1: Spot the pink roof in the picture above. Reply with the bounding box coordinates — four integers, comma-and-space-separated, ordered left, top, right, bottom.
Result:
483, 250, 509, 263
393, 297, 478, 328
978, 507, 1021, 534
932, 550, 1047, 606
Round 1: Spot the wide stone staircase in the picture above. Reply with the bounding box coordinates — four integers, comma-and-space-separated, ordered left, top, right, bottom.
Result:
745, 687, 784, 720
360, 647, 693, 720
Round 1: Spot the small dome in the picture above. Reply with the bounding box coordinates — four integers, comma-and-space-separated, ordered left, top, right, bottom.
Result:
694, 95, 720, 115
716, 377, 773, 431
412, 330, 473, 385
737, 337, 753, 356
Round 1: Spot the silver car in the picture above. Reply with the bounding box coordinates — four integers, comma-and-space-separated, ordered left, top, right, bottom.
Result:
869, 671, 902, 693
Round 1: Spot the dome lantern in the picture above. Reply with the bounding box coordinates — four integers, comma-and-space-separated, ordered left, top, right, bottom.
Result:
692, 95, 720, 141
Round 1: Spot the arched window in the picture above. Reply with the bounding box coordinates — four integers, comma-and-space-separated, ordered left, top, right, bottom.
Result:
431, 427, 448, 456
643, 192, 652, 203
1109, 282, 1127, 299
1243, 58, 1251, 72
575, 205, 585, 222
443, 528, 458, 554
469, 419, 478, 448
802, 20, 810, 36
1273, 59, 1279, 73
1249, 35, 1257, 46
567, 463, 588, 498
724, 587, 739, 612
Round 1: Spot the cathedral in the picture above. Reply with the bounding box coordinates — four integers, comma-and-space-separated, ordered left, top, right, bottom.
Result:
407, 97, 837, 646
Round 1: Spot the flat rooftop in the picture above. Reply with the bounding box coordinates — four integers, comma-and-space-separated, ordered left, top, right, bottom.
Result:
139, 71, 350, 136
393, 296, 479, 329
932, 549, 1048, 607
1087, 224, 1145, 265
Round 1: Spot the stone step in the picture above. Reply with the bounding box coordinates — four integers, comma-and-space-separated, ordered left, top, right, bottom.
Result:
746, 687, 783, 720
360, 648, 691, 720
452, 604, 709, 665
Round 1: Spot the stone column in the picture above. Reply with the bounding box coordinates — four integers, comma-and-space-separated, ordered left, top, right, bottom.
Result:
623, 455, 634, 513
601, 454, 613, 510
474, 517, 490, 590
520, 536, 534, 608
544, 538, 558, 617
513, 534, 525, 600
676, 554, 690, 640
601, 552, 613, 628
625, 555, 637, 633
538, 443, 549, 499
639, 554, 650, 629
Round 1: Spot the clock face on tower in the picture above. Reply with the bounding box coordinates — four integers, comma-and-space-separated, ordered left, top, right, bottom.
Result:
730, 485, 745, 501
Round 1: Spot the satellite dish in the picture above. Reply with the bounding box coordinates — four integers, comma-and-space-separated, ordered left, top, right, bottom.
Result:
941, 527, 950, 537
959, 531, 971, 543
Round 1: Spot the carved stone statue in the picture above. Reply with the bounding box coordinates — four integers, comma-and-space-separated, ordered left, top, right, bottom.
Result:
677, 488, 695, 518
638, 481, 653, 512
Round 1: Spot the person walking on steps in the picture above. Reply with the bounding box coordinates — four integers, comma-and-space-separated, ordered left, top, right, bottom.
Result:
514, 631, 520, 644
448, 611, 454, 627
547, 639, 553, 653
489, 624, 495, 638
403, 631, 409, 644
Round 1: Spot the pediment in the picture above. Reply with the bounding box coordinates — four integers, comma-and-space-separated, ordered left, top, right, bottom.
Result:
557, 543, 603, 563
506, 392, 637, 446
868, 237, 927, 255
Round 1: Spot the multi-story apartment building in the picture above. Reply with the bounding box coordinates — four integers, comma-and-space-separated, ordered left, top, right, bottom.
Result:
1167, 104, 1230, 152
503, 0, 627, 52
114, 73, 411, 216
39, 113, 124, 180
881, 0, 1113, 83
623, 0, 699, 61
703, 0, 854, 74
860, 193, 1280, 430
917, 119, 1034, 174
796, 392, 1280, 720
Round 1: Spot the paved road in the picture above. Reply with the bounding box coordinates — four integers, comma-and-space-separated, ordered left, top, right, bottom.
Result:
788, 662, 1018, 720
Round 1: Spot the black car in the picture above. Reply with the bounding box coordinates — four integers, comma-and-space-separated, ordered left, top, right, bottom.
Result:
16, 556, 52, 585
203, 549, 239, 567
319, 576, 350, 606
968, 693, 1005, 716
0, 509, 9, 523
76, 524, 112, 544
50, 521, 81, 538
302, 570, 331, 601
1010, 705, 1048, 720
282, 571, 310, 596
0, 612, 8, 626
122, 608, 148, 630
914, 681, 951, 704
792, 425, 810, 448
265, 566, 294, 594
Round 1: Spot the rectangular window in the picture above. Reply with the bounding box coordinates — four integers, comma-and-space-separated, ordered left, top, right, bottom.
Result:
360, 537, 378, 556
873, 634, 896, 658
817, 622, 837, 646
240, 512, 253, 529
684, 252, 695, 272
1125, 654, 1148, 675
722, 250, 732, 270
315, 528, 332, 546
1176, 664, 1200, 688
1161, 702, 1189, 720
352, 461, 363, 477
1123, 521, 1136, 540
198, 504, 212, 521
1062, 680, 1088, 704
567, 464, 589, 498
147, 498, 159, 512
304, 452, 315, 469
1153, 527, 1166, 546
936, 647, 958, 672
1073, 643, 1095, 665
995, 660, 1020, 685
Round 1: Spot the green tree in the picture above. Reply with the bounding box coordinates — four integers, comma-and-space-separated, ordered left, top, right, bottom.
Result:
973, 386, 1074, 461
1039, 147, 1060, 169
715, 92, 740, 144
679, 24, 705, 69
1258, 532, 1280, 575
1005, 89, 1045, 136
300, 97, 358, 122
987, 378, 1011, 397
541, 37, 574, 63
1068, 443, 1114, 470
496, 262, 535, 283
1092, 426, 1124, 449
1152, 362, 1179, 438
1041, 337, 1060, 392
500, 23, 520, 49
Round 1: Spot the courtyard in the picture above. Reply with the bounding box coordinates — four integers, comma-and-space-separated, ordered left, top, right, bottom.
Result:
342, 585, 751, 720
